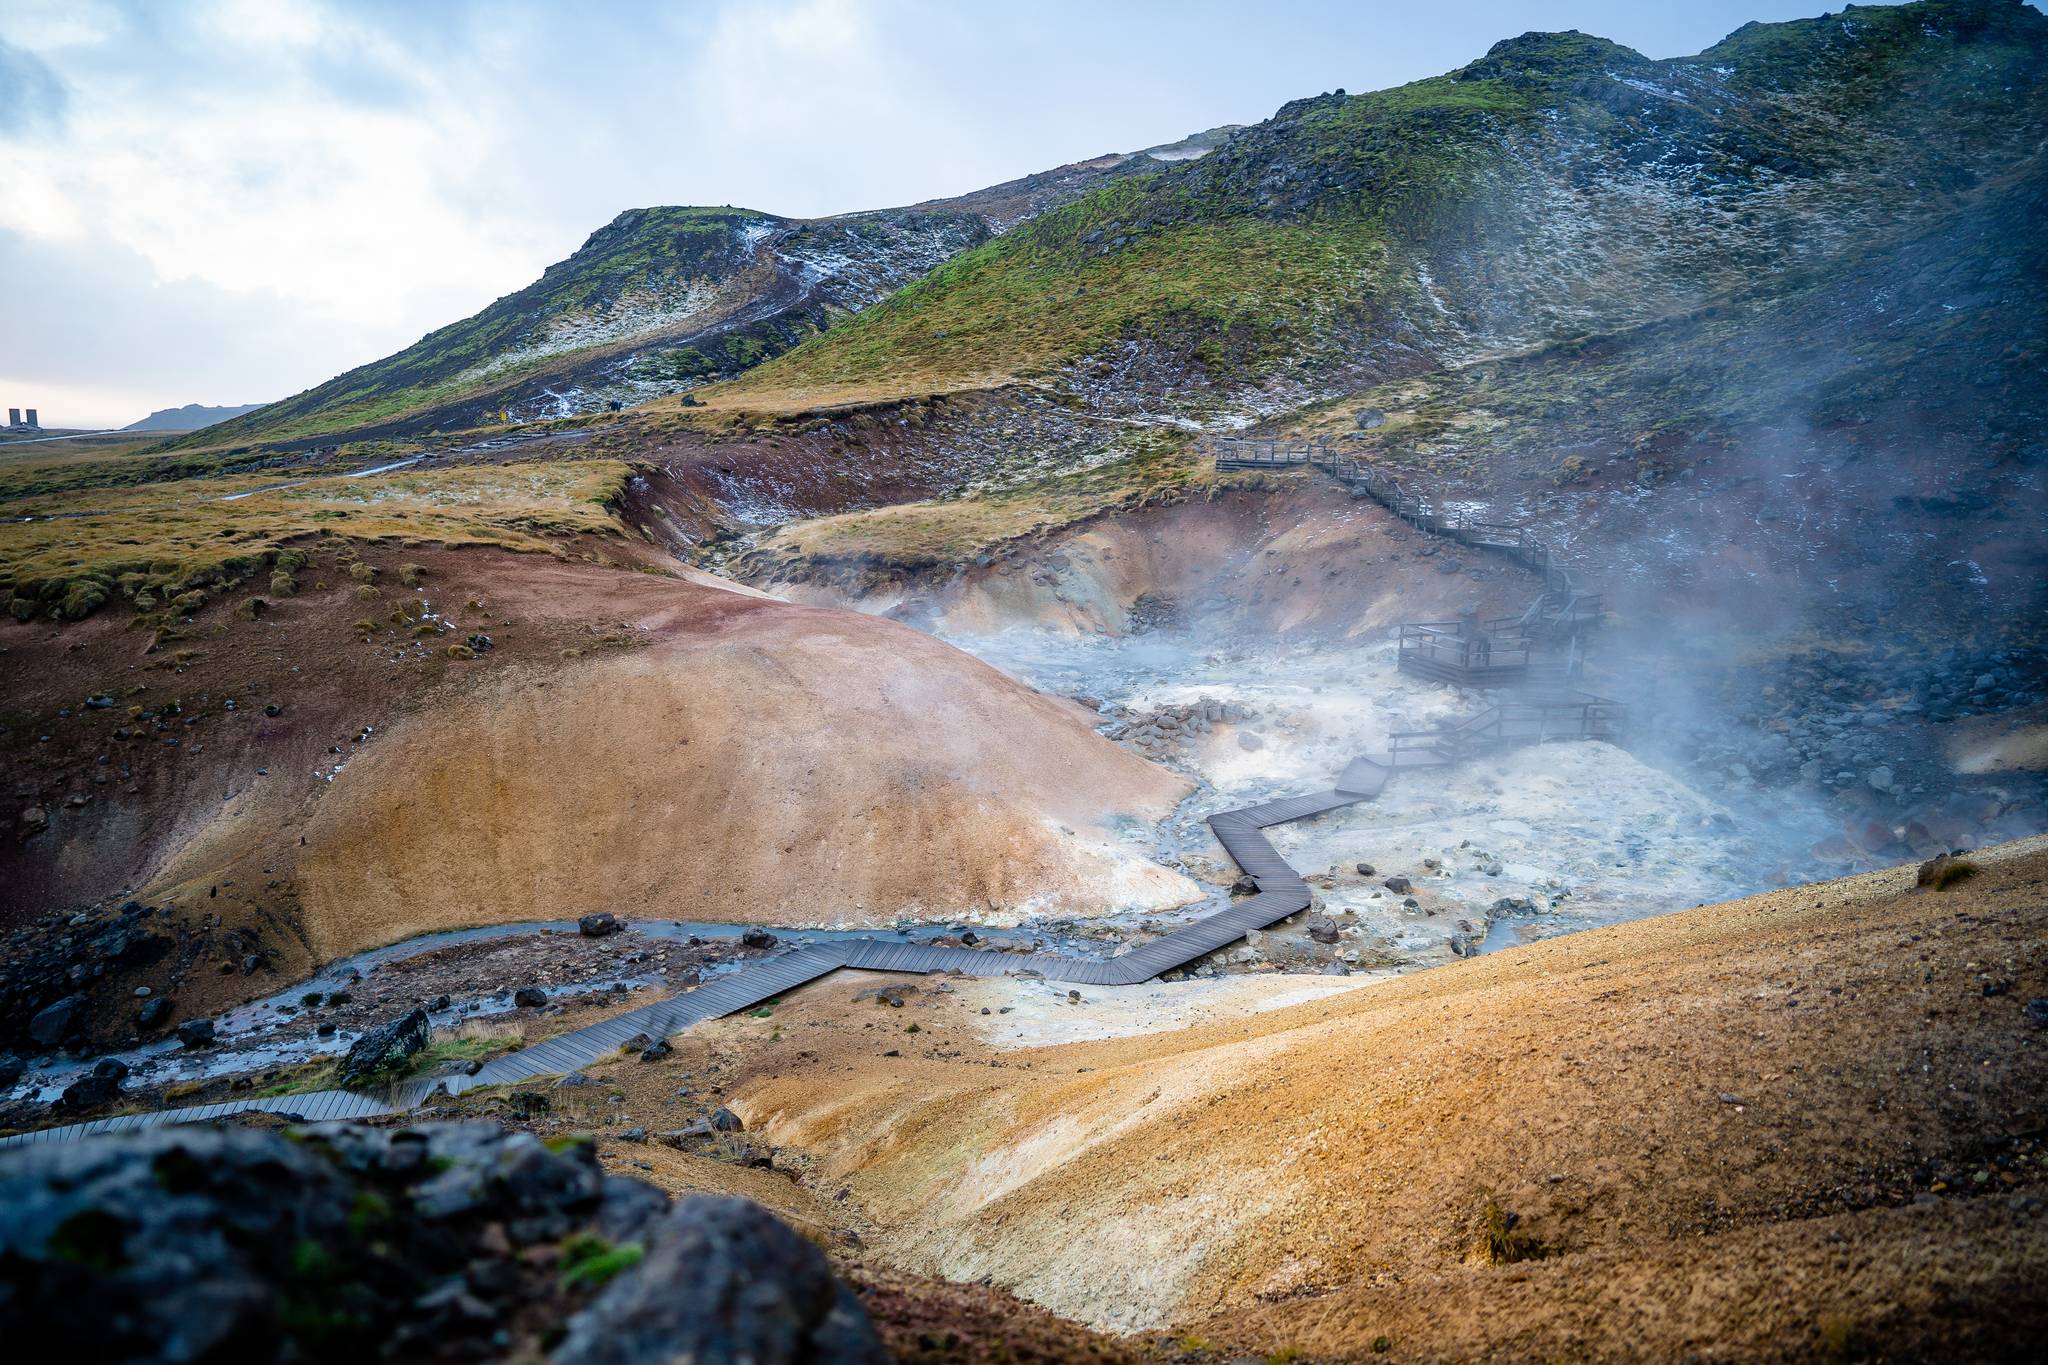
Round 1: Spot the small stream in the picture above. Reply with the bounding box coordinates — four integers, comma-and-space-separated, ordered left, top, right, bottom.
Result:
6, 916, 1121, 1106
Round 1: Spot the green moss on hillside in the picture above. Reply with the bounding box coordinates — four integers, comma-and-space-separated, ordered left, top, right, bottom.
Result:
164, 207, 779, 450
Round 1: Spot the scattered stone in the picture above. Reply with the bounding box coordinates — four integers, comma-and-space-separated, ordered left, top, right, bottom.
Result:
514, 986, 547, 1008
0, 1053, 22, 1087
1238, 732, 1265, 752
59, 1071, 122, 1110
337, 1006, 430, 1086
1383, 876, 1413, 895
741, 928, 778, 950
136, 997, 171, 1028
175, 1017, 216, 1050
578, 912, 621, 938
709, 1107, 744, 1133
1306, 914, 1341, 944
27, 993, 86, 1047
1356, 863, 1375, 876
640, 1040, 672, 1062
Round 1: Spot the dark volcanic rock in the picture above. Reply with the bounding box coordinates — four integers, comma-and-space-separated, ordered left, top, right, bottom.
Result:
0, 909, 172, 1053
0, 1120, 873, 1363
514, 986, 548, 1008
578, 912, 621, 938
337, 1006, 430, 1086
175, 1017, 216, 1050
551, 1195, 886, 1365
741, 928, 779, 950
136, 997, 171, 1028
27, 994, 86, 1048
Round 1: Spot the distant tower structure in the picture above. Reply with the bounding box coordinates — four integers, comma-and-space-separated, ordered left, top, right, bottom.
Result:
6, 408, 18, 427
25, 408, 37, 429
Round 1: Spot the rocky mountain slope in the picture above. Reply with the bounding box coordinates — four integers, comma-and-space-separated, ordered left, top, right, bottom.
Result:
702, 0, 2044, 420
171, 134, 1236, 451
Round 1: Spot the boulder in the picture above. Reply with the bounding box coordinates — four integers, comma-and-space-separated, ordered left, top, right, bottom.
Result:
28, 993, 87, 1047
1305, 914, 1341, 945
514, 986, 548, 1008
338, 1006, 430, 1086
176, 1017, 216, 1049
709, 1107, 745, 1133
741, 929, 778, 950
58, 1071, 122, 1110
1383, 876, 1413, 895
136, 997, 171, 1029
551, 1196, 885, 1365
578, 913, 621, 938
0, 1053, 23, 1087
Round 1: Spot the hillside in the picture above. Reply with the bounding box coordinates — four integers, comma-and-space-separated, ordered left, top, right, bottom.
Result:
169, 135, 1238, 452
727, 835, 2048, 1356
695, 3, 2045, 418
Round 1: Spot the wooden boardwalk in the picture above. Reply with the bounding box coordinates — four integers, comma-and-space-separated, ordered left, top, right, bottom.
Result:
1, 451, 1619, 1149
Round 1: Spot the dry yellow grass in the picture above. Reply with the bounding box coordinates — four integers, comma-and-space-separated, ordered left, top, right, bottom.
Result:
747, 449, 1211, 573
728, 836, 2048, 1353
2, 459, 629, 619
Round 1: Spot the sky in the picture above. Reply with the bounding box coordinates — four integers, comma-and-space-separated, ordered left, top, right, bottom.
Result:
0, 0, 1923, 428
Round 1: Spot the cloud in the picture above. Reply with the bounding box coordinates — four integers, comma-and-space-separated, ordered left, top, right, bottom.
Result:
0, 226, 396, 427
0, 38, 66, 134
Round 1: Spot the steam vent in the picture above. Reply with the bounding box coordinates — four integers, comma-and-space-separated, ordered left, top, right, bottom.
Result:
2, 3, 2045, 1361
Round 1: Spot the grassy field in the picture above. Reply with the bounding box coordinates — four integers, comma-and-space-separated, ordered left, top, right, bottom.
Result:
2, 459, 630, 623
690, 200, 1390, 415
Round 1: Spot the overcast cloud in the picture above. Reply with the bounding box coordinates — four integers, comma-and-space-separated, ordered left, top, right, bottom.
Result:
0, 0, 1921, 427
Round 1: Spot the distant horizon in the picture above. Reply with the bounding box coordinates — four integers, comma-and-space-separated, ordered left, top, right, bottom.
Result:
0, 0, 2013, 428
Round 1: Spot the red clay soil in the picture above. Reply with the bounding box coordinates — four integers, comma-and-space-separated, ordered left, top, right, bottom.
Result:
0, 537, 1187, 1036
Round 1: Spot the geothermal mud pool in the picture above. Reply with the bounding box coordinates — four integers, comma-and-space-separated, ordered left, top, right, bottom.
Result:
943, 623, 1839, 969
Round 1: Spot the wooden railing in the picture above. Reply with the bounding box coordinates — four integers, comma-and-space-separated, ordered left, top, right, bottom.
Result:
1389, 692, 1625, 759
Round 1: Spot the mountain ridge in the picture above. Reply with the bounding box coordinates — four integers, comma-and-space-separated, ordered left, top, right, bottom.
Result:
122, 402, 265, 432
165, 131, 1240, 451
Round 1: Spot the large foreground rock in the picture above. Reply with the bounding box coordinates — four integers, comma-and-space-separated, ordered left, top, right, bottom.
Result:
553, 1195, 886, 1365
0, 1119, 881, 1363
